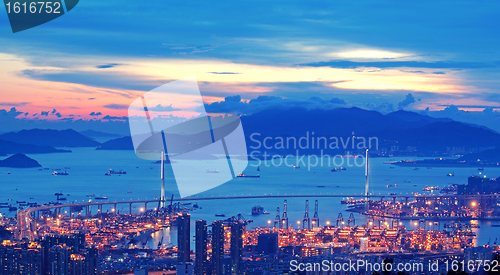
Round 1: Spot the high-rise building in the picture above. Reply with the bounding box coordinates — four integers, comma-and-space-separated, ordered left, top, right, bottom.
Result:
257, 233, 278, 255
230, 222, 244, 275
177, 213, 191, 264
194, 220, 207, 275
211, 220, 224, 275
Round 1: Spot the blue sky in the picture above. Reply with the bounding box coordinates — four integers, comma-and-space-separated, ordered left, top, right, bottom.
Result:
0, 0, 500, 133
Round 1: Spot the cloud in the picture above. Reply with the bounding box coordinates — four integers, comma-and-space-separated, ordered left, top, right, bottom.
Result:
89, 112, 102, 116
102, 115, 128, 120
398, 93, 416, 110
147, 104, 181, 112
0, 102, 31, 107
0, 107, 23, 118
51, 109, 57, 115
96, 63, 122, 69
208, 72, 241, 75
104, 104, 129, 110
88, 98, 96, 100
204, 94, 348, 114
41, 111, 49, 116
301, 60, 500, 70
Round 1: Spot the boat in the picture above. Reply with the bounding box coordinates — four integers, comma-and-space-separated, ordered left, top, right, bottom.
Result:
237, 173, 260, 178
447, 172, 454, 177
257, 166, 260, 171
57, 197, 67, 201
206, 169, 220, 173
390, 193, 397, 195
293, 165, 300, 169
52, 170, 69, 175
7, 172, 10, 174
105, 169, 127, 175
95, 196, 108, 200
215, 214, 226, 217
263, 211, 269, 214
338, 167, 346, 171
317, 185, 325, 188
478, 168, 484, 171
127, 191, 132, 193
16, 201, 26, 204
389, 167, 395, 169
331, 168, 338, 172
54, 193, 63, 196
251, 205, 264, 215
492, 224, 500, 227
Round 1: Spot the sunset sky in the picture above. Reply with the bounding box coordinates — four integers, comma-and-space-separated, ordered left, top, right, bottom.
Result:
0, 0, 500, 133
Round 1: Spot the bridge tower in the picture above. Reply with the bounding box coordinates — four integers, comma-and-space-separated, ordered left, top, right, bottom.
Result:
274, 207, 280, 228
302, 200, 310, 230
280, 200, 288, 229
159, 150, 166, 209
365, 149, 369, 210
311, 200, 319, 228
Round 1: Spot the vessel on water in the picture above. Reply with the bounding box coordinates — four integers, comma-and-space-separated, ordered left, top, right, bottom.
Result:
215, 214, 226, 217
52, 170, 69, 175
237, 173, 260, 178
252, 205, 264, 215
447, 171, 454, 177
105, 169, 126, 175
206, 169, 220, 173
95, 196, 108, 200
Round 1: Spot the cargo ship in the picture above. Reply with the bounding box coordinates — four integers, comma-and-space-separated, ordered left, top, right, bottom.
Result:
237, 173, 260, 178
251, 205, 264, 215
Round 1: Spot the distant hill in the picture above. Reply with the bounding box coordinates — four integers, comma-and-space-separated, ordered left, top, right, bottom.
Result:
240, 107, 500, 154
79, 130, 120, 138
96, 136, 133, 150
0, 153, 41, 168
0, 129, 100, 147
0, 139, 70, 155
93, 107, 500, 155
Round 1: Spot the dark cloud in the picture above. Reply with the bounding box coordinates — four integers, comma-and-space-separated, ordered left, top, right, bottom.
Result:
55, 112, 62, 118
89, 112, 102, 116
96, 63, 122, 69
0, 102, 31, 107
51, 109, 57, 114
0, 107, 23, 118
104, 104, 129, 110
102, 115, 128, 120
398, 93, 416, 110
41, 111, 49, 116
366, 103, 395, 114
147, 104, 181, 112
204, 95, 348, 114
301, 60, 500, 70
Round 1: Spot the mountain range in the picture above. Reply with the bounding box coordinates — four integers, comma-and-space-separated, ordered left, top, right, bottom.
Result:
94, 107, 500, 156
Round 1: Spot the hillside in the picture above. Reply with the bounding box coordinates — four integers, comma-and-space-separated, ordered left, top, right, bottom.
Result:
0, 153, 42, 168
0, 129, 100, 147
0, 139, 70, 155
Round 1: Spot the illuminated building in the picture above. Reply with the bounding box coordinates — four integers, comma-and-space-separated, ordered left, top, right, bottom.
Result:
194, 220, 207, 275
211, 220, 224, 275
230, 222, 244, 275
